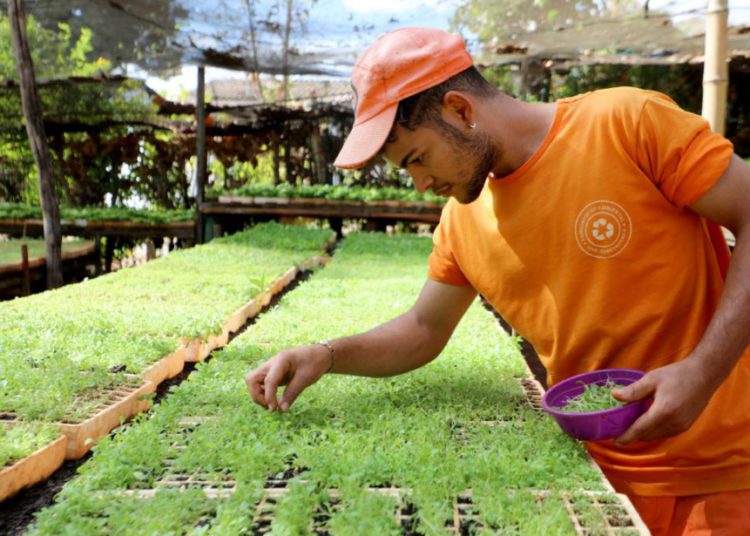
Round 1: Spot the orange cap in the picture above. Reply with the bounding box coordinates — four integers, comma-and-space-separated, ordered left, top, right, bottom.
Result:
334, 27, 473, 169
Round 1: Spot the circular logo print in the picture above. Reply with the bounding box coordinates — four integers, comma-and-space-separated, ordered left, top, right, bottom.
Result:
575, 200, 632, 259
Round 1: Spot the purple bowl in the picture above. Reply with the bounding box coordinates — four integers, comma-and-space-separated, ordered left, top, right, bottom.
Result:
541, 368, 648, 441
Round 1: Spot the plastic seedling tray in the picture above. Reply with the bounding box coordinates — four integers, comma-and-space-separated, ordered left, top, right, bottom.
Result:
141, 347, 187, 385
59, 379, 154, 459
0, 419, 68, 501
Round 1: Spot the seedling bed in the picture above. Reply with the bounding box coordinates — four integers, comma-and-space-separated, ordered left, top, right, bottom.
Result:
25, 234, 646, 534
121, 479, 647, 535
0, 420, 68, 502
58, 379, 153, 459
449, 489, 645, 536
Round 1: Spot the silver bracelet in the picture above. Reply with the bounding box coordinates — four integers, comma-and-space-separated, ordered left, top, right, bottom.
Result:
317, 340, 335, 373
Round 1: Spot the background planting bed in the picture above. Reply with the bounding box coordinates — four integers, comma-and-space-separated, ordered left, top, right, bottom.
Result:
28, 233, 646, 534
0, 223, 333, 498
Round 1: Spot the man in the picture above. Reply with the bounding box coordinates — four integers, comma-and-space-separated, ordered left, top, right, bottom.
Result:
246, 27, 750, 534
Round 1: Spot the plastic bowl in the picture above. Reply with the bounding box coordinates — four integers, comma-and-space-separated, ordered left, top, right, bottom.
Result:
541, 368, 648, 441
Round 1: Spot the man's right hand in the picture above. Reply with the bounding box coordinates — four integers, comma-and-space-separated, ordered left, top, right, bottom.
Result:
244, 279, 477, 412
245, 344, 332, 412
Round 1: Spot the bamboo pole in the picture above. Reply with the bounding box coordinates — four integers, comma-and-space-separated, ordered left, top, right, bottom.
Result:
702, 0, 729, 135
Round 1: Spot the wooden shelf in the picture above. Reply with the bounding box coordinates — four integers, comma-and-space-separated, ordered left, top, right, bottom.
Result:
0, 218, 195, 240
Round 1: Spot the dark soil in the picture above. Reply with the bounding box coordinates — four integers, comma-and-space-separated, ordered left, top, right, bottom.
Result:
480, 297, 548, 390
0, 454, 91, 535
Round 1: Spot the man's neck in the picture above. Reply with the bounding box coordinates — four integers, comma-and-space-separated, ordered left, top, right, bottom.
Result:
482, 95, 558, 178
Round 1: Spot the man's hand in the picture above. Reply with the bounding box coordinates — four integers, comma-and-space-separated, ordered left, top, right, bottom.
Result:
612, 359, 718, 446
245, 344, 332, 412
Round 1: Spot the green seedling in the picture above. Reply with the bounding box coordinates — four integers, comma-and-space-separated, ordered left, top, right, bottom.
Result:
0, 222, 333, 422
28, 233, 619, 535
559, 380, 627, 413
0, 421, 59, 467
0, 202, 194, 224
228, 182, 443, 204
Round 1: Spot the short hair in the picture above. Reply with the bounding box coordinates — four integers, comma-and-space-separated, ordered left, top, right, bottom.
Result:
394, 66, 497, 132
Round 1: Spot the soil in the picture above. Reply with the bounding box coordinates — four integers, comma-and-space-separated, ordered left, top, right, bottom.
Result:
0, 454, 91, 535
480, 297, 548, 389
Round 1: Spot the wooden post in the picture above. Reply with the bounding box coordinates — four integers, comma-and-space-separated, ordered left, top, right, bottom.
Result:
145, 239, 156, 261
272, 135, 281, 185
702, 0, 729, 135
310, 119, 327, 184
104, 236, 116, 273
21, 244, 30, 296
8, 0, 63, 289
93, 235, 102, 276
196, 66, 207, 244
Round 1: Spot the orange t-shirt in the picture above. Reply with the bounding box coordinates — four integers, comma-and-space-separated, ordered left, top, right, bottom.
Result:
428, 87, 750, 496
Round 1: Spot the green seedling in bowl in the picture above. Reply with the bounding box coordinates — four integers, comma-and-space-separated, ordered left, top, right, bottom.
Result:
559, 380, 628, 413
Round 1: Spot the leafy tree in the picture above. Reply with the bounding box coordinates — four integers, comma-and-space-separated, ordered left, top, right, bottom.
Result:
452, 0, 643, 45
0, 13, 158, 206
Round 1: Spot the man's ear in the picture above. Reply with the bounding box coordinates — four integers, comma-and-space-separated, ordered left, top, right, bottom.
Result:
442, 91, 474, 129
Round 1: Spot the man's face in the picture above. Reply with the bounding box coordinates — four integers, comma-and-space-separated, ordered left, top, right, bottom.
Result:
383, 121, 497, 204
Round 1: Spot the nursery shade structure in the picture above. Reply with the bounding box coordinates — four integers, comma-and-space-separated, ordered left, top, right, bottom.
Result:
16, 0, 460, 76
14, 1, 750, 77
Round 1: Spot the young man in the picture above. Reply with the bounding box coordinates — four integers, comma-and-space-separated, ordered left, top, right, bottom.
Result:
246, 28, 750, 534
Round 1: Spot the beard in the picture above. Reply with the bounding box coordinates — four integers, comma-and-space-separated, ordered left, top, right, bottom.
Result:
437, 121, 499, 204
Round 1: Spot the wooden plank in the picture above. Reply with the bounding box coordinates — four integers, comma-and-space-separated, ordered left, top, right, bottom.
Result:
0, 219, 195, 240
200, 200, 443, 223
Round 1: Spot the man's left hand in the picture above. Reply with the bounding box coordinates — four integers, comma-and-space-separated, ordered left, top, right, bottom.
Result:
612, 359, 717, 446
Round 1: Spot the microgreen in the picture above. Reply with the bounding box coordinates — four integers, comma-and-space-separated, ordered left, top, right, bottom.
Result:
0, 222, 332, 422
0, 202, 194, 223
226, 182, 443, 204
0, 421, 59, 467
559, 380, 627, 413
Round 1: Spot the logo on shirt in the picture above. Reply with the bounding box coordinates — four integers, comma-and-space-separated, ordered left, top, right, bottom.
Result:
575, 200, 632, 259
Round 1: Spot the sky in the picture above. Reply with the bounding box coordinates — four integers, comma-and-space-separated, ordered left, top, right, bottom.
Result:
144, 0, 750, 100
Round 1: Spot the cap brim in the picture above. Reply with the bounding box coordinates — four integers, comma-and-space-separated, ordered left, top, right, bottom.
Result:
334, 104, 398, 169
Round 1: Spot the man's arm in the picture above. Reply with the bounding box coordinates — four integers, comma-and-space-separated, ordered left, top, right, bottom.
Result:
245, 279, 477, 412
615, 154, 750, 444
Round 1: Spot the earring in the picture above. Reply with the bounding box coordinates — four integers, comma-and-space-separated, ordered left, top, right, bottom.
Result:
468, 122, 476, 129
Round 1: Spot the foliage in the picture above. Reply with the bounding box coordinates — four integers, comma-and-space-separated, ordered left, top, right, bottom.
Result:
452, 0, 642, 47
226, 182, 442, 203
0, 202, 193, 223
0, 421, 59, 467
28, 233, 614, 534
0, 13, 159, 206
0, 222, 332, 422
0, 13, 108, 81
551, 63, 703, 113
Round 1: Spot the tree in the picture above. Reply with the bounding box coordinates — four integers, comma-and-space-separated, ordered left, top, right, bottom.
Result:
452, 0, 643, 44
7, 0, 62, 288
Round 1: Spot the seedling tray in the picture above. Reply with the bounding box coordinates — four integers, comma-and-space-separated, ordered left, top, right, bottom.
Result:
141, 347, 187, 385
0, 420, 68, 502
59, 380, 154, 459
184, 252, 332, 364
